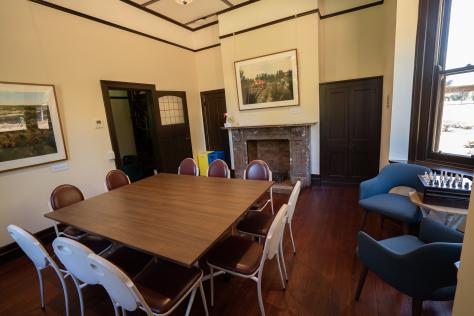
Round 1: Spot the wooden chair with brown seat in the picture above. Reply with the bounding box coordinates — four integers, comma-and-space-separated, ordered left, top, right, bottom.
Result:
105, 169, 130, 191
88, 251, 209, 316
244, 160, 274, 214
207, 159, 230, 178
207, 204, 289, 316
178, 158, 199, 176
49, 184, 112, 255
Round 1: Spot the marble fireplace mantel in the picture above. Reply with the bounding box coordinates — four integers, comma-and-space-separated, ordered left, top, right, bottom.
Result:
228, 122, 317, 188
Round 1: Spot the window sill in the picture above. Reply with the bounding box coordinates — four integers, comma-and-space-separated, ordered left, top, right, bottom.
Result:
389, 159, 473, 179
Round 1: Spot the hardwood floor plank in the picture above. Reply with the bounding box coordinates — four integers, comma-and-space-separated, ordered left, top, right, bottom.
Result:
0, 185, 453, 315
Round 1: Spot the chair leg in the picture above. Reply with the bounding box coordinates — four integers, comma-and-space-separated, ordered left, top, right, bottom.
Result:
256, 274, 266, 316
270, 188, 274, 215
36, 268, 45, 309
70, 275, 85, 316
121, 307, 127, 316
355, 266, 368, 301
199, 281, 209, 316
289, 222, 296, 255
412, 298, 423, 316
54, 269, 70, 316
112, 301, 120, 316
360, 210, 369, 231
279, 241, 288, 281
184, 288, 197, 316
210, 266, 214, 307
276, 252, 286, 290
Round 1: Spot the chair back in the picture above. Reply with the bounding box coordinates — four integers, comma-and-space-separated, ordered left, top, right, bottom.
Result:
53, 237, 97, 285
178, 158, 199, 176
50, 184, 84, 210
264, 204, 288, 260
378, 163, 431, 192
207, 159, 230, 178
244, 160, 272, 181
7, 225, 49, 269
87, 253, 150, 313
105, 169, 130, 191
287, 181, 301, 222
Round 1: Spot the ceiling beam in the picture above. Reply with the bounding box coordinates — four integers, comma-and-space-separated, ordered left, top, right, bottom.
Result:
142, 0, 160, 6
220, 0, 234, 7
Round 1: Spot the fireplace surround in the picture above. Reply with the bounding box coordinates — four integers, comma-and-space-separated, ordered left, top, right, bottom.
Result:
227, 123, 314, 190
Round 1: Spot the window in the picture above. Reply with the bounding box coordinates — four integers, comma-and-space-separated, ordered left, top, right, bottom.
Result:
158, 95, 185, 125
433, 0, 474, 158
409, 0, 474, 169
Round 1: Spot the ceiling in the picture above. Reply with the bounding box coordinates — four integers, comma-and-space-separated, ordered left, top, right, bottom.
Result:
126, 0, 255, 29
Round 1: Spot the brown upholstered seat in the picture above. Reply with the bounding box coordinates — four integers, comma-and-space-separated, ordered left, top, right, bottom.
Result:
50, 184, 87, 238
207, 235, 264, 275
236, 212, 273, 237
106, 246, 153, 278
245, 160, 271, 181
178, 158, 199, 176
207, 159, 230, 178
134, 260, 202, 314
105, 169, 130, 191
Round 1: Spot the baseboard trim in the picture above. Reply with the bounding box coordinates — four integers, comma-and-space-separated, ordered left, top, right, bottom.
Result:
311, 174, 321, 185
0, 225, 59, 265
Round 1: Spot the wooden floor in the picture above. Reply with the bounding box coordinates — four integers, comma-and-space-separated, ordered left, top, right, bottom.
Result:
0, 185, 454, 316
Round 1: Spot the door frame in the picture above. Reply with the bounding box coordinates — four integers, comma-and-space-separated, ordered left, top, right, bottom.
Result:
100, 80, 160, 170
200, 89, 226, 150
319, 76, 383, 183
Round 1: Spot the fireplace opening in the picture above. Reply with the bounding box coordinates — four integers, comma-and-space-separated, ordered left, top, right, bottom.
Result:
247, 139, 290, 183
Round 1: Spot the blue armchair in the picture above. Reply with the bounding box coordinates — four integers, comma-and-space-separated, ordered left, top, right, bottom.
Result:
355, 218, 463, 316
359, 163, 431, 231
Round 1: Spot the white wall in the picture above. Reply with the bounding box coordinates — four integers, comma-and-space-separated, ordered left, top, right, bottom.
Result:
389, 0, 420, 161
0, 0, 205, 246
218, 0, 320, 173
319, 0, 397, 168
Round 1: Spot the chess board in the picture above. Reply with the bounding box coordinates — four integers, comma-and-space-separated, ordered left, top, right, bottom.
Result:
417, 173, 472, 208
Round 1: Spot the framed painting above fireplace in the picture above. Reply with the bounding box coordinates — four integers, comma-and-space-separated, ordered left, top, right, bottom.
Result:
235, 49, 299, 110
0, 82, 67, 172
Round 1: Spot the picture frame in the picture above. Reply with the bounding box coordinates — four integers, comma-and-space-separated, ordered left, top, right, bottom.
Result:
235, 49, 299, 111
0, 82, 67, 172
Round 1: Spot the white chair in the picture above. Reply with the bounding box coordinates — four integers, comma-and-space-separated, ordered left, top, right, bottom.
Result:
207, 204, 289, 316
7, 225, 71, 316
286, 181, 301, 254
244, 160, 274, 214
53, 237, 153, 316
87, 252, 209, 316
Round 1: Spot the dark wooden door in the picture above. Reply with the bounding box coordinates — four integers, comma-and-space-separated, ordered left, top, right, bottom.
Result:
155, 91, 193, 173
201, 89, 230, 165
320, 77, 382, 183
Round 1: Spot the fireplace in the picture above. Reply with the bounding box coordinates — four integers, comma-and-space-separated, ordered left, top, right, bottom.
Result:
247, 139, 290, 182
228, 123, 313, 192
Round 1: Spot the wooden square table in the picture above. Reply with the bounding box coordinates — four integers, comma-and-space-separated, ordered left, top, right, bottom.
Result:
45, 173, 273, 267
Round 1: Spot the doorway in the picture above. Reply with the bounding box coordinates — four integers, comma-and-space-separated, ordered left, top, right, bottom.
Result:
155, 91, 193, 173
320, 76, 383, 183
200, 89, 231, 166
101, 81, 160, 181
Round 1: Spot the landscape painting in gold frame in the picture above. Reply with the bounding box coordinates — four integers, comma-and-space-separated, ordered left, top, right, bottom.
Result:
0, 82, 67, 172
235, 49, 299, 110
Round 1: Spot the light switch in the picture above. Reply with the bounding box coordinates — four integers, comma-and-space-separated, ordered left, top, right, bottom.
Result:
95, 119, 104, 129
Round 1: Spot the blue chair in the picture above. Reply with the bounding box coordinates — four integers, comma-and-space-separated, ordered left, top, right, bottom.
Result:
359, 163, 431, 231
355, 218, 463, 316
